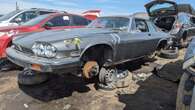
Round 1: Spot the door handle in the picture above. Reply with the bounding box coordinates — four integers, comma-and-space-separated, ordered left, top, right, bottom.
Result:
148, 33, 151, 36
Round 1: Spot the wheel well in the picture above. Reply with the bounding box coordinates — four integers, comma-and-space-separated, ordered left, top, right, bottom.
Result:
157, 40, 167, 50
81, 44, 113, 65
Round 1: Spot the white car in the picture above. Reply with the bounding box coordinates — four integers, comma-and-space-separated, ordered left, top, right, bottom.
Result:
0, 8, 59, 27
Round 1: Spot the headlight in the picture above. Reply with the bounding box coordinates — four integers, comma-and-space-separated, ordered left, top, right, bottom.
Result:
32, 42, 57, 58
0, 30, 19, 37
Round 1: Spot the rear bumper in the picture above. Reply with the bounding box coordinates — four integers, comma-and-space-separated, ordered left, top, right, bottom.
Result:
6, 47, 81, 73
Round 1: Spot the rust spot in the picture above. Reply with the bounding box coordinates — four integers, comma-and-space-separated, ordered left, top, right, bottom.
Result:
83, 61, 99, 79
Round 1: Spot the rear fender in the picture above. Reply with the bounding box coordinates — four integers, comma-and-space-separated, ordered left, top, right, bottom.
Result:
156, 39, 168, 50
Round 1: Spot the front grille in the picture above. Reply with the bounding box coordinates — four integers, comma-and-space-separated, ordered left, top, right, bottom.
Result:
14, 44, 33, 55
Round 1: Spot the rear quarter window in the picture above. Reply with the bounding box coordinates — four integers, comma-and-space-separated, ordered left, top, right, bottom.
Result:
72, 15, 89, 26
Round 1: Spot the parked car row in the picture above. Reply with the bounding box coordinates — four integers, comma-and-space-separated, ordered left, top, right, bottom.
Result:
0, 1, 195, 109
0, 0, 194, 84
0, 9, 100, 70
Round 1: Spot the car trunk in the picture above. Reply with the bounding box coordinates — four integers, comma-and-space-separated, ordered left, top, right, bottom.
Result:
154, 16, 176, 32
145, 0, 178, 32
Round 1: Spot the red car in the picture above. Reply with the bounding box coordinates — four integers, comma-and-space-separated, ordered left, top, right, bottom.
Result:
0, 10, 100, 70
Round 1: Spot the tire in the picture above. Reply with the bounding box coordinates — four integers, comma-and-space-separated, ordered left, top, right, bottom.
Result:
176, 73, 195, 110
159, 47, 179, 59
177, 73, 190, 110
18, 69, 48, 85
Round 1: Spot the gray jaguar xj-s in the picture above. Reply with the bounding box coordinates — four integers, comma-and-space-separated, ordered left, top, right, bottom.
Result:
6, 13, 175, 85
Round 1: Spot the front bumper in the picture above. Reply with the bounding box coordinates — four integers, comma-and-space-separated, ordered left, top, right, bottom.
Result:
6, 48, 81, 73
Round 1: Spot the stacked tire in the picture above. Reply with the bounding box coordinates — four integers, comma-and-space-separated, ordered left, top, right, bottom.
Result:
159, 47, 179, 59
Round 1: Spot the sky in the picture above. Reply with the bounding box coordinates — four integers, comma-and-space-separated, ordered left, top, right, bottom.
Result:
0, 0, 195, 15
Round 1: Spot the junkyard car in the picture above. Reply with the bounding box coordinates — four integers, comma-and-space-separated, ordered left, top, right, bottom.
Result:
177, 38, 195, 110
6, 13, 174, 85
0, 8, 59, 27
0, 10, 100, 70
145, 0, 195, 47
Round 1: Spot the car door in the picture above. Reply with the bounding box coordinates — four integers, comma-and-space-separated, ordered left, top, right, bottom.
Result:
145, 0, 178, 18
115, 18, 152, 62
145, 20, 165, 53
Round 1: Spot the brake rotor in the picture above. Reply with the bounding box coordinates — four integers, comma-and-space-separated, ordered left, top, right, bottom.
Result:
83, 61, 99, 79
99, 67, 117, 84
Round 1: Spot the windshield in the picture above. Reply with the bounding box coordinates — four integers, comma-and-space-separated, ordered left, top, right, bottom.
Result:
87, 17, 129, 30
22, 14, 50, 26
0, 10, 22, 21
149, 3, 176, 16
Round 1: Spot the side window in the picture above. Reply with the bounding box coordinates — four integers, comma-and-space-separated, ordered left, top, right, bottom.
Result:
191, 17, 195, 24
72, 15, 89, 26
45, 15, 70, 27
40, 11, 54, 15
25, 11, 37, 21
11, 11, 37, 24
134, 19, 149, 32
147, 21, 157, 32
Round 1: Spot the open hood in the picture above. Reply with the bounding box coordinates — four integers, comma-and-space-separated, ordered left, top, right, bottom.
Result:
145, 0, 178, 17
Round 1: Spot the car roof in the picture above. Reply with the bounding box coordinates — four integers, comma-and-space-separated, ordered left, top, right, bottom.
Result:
43, 12, 88, 19
132, 12, 149, 20
22, 8, 65, 13
99, 12, 149, 20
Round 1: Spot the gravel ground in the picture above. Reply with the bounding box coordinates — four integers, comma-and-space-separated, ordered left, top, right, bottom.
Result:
0, 49, 186, 110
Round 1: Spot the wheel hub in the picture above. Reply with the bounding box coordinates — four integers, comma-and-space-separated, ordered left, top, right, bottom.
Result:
83, 61, 99, 79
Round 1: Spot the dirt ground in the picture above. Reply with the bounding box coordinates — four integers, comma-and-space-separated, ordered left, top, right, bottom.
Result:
0, 49, 186, 110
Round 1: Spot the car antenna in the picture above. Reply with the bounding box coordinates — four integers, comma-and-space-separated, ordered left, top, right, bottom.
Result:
16, 2, 20, 10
